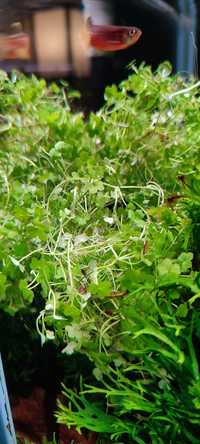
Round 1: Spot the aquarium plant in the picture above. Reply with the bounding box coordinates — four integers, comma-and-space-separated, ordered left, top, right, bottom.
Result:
0, 63, 200, 443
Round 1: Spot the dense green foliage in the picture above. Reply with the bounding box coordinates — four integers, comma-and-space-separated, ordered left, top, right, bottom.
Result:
1, 63, 200, 442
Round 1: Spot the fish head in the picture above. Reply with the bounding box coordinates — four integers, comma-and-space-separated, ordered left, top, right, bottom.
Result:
123, 27, 142, 47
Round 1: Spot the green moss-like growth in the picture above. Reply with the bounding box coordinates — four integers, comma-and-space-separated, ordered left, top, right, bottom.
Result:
1, 63, 200, 442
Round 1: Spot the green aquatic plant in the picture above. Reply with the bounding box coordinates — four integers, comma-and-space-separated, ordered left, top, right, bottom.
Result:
1, 62, 200, 442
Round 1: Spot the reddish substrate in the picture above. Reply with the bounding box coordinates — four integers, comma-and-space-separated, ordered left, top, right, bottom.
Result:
12, 386, 97, 444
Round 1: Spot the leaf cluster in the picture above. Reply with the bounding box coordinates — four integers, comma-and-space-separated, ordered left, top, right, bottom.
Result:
1, 63, 200, 442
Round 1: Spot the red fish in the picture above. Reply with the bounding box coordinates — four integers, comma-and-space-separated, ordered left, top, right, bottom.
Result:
0, 32, 30, 60
0, 21, 142, 62
89, 23, 142, 52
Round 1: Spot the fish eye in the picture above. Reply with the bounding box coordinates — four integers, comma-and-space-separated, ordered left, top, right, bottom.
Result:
129, 29, 136, 37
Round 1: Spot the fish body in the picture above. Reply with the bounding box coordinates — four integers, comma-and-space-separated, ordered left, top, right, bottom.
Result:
0, 32, 30, 59
90, 24, 142, 51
